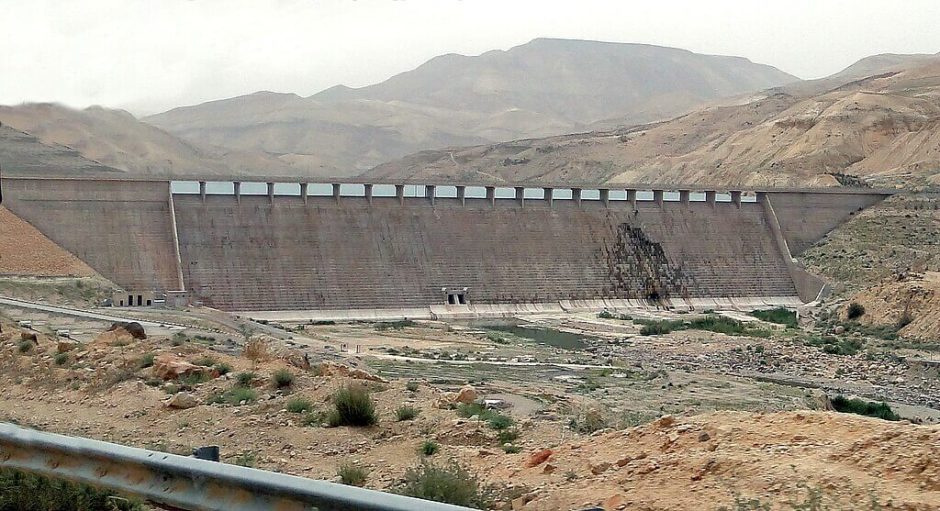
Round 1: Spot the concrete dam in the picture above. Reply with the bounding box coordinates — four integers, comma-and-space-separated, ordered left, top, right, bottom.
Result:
0, 175, 892, 318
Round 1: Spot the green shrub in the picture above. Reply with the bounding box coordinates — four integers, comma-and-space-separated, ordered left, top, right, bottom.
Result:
286, 397, 313, 414
397, 461, 486, 508
687, 316, 748, 335
232, 451, 256, 467
301, 410, 326, 427
17, 340, 33, 353
638, 320, 677, 336
164, 383, 180, 395
750, 307, 798, 328
497, 429, 520, 444
501, 445, 521, 454
487, 414, 513, 431
208, 386, 258, 406
53, 353, 69, 366
178, 371, 210, 389
272, 369, 294, 388
235, 371, 256, 387
192, 356, 216, 367
406, 381, 420, 392
805, 336, 864, 356
456, 402, 513, 430
396, 405, 419, 421
831, 395, 900, 421
598, 310, 614, 319
328, 385, 378, 427
337, 463, 368, 487
636, 316, 769, 337
375, 320, 416, 331
419, 440, 440, 456
213, 362, 232, 375
171, 332, 188, 346
137, 353, 155, 368
0, 468, 143, 511
847, 302, 866, 320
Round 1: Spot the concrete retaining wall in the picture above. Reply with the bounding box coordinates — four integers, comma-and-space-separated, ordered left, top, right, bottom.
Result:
766, 191, 887, 255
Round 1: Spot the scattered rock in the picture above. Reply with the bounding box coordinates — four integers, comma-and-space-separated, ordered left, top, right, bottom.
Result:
454, 385, 479, 404
318, 362, 387, 382
603, 494, 625, 510
108, 322, 146, 340
653, 415, 676, 429
436, 385, 479, 408
591, 462, 611, 475
153, 355, 206, 381
57, 340, 78, 353
525, 448, 553, 468
166, 392, 198, 409
697, 431, 711, 442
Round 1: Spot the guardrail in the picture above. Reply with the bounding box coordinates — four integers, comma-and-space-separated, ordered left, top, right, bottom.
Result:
0, 422, 473, 511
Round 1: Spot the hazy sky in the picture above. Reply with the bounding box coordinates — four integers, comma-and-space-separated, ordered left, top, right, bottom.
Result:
2, 0, 939, 115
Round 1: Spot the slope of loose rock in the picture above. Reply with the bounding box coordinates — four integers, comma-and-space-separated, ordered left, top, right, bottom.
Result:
0, 206, 96, 277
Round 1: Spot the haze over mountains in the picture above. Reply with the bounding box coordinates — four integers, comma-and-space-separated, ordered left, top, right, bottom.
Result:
370, 52, 940, 189
0, 38, 938, 188
1, 38, 796, 178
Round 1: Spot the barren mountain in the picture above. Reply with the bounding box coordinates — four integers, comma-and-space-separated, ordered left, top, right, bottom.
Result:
0, 103, 290, 177
145, 38, 796, 176
369, 56, 940, 189
0, 123, 122, 178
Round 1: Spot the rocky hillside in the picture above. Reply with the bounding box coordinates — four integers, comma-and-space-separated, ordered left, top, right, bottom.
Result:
0, 317, 937, 510
369, 55, 940, 189
0, 123, 122, 177
145, 38, 796, 176
0, 103, 289, 177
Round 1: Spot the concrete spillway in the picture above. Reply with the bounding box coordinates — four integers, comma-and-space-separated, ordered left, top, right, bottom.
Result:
0, 176, 892, 316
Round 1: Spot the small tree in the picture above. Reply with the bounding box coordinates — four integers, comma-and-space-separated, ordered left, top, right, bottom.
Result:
846, 302, 865, 320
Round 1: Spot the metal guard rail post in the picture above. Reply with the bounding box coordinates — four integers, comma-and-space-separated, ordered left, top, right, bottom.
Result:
0, 422, 474, 511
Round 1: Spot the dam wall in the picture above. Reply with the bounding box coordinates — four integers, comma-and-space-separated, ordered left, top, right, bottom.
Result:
174, 195, 797, 311
0, 178, 180, 293
0, 175, 893, 313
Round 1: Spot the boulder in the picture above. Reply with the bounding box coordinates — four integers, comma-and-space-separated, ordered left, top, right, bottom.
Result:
20, 332, 38, 343
653, 415, 676, 429
435, 385, 480, 409
524, 448, 553, 468
454, 385, 479, 404
153, 355, 206, 381
167, 392, 198, 409
108, 322, 146, 340
57, 340, 78, 353
318, 362, 387, 382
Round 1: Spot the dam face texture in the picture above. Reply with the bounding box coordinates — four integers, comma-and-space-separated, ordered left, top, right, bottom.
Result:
0, 176, 892, 316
